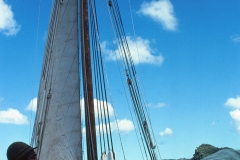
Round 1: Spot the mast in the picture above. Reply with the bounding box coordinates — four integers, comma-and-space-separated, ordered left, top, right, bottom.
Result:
80, 0, 98, 159
31, 0, 160, 159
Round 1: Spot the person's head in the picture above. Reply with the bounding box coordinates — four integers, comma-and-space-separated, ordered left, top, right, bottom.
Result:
7, 142, 37, 160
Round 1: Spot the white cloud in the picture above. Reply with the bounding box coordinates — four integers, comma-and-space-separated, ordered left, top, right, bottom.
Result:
0, 108, 29, 125
225, 96, 240, 135
148, 102, 166, 108
231, 35, 240, 43
224, 96, 240, 109
139, 0, 177, 31
81, 99, 133, 135
159, 127, 173, 136
26, 98, 38, 112
230, 109, 240, 135
230, 109, 240, 122
0, 0, 20, 36
111, 119, 134, 134
102, 36, 164, 65
83, 118, 134, 135
80, 98, 114, 120
157, 102, 166, 108
156, 102, 166, 108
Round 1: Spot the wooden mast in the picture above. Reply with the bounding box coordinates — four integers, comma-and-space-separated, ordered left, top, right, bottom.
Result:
81, 0, 98, 159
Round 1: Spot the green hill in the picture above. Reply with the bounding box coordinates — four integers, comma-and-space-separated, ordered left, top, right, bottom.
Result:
191, 144, 232, 160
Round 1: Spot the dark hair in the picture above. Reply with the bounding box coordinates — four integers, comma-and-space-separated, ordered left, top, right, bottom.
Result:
18, 154, 28, 160
7, 142, 37, 160
19, 150, 35, 160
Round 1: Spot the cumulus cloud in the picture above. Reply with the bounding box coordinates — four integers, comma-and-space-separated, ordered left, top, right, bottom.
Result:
230, 109, 240, 134
80, 98, 114, 120
81, 98, 134, 135
231, 35, 240, 43
151, 102, 167, 108
148, 102, 166, 108
111, 119, 134, 134
102, 36, 164, 65
0, 108, 29, 125
155, 102, 166, 108
225, 96, 240, 135
26, 97, 38, 112
230, 109, 240, 122
224, 96, 240, 109
0, 0, 20, 36
83, 118, 134, 135
159, 128, 173, 136
139, 0, 177, 31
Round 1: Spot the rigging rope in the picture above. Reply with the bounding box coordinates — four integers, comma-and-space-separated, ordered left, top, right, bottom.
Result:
107, 0, 161, 159
29, 0, 42, 145
99, 0, 132, 158
105, 2, 148, 160
32, 0, 161, 159
103, 1, 147, 158
89, 0, 115, 156
31, 0, 62, 147
126, 0, 162, 158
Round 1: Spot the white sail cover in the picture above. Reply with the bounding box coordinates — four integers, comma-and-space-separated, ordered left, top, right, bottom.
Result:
101, 153, 107, 160
31, 0, 82, 159
107, 151, 115, 160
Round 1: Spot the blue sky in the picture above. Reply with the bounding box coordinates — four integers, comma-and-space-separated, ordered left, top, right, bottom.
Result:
1, 0, 240, 159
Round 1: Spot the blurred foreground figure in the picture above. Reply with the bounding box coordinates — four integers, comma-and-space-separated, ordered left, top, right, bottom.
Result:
7, 142, 38, 160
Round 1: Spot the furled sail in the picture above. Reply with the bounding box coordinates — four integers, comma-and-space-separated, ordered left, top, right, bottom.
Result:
31, 0, 82, 159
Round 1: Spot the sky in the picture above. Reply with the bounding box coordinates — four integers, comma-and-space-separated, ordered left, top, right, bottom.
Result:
0, 0, 240, 159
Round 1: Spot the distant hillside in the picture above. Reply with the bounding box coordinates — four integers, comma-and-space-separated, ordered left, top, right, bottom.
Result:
191, 144, 232, 160
162, 159, 190, 160
202, 149, 240, 160
162, 144, 238, 160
